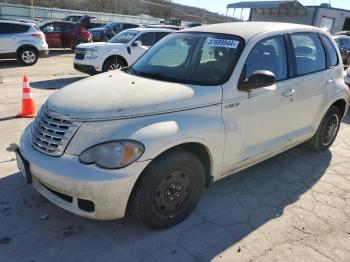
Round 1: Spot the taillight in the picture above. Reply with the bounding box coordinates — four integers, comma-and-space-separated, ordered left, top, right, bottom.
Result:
32, 32, 45, 40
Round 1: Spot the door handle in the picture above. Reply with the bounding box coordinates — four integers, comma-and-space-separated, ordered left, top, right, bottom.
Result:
281, 90, 296, 97
326, 79, 336, 84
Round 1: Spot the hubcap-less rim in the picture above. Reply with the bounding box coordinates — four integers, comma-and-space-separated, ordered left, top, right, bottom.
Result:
108, 63, 122, 71
322, 114, 339, 146
152, 170, 191, 218
22, 51, 36, 64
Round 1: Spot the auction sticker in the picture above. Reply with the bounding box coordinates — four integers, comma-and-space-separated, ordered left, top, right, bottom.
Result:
206, 38, 239, 49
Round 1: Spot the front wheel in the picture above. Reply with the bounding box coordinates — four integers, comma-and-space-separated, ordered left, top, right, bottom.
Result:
305, 106, 342, 151
18, 47, 38, 66
102, 58, 127, 72
132, 148, 205, 229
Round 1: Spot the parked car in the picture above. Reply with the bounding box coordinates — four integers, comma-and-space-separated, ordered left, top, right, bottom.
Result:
141, 24, 181, 30
0, 20, 48, 65
63, 15, 96, 22
17, 22, 349, 229
89, 22, 139, 42
334, 35, 350, 67
39, 21, 92, 49
182, 22, 202, 29
74, 28, 174, 75
334, 31, 350, 37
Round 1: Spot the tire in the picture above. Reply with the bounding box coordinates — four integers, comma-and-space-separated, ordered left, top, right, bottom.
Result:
305, 106, 342, 152
18, 47, 38, 66
132, 148, 205, 229
102, 57, 127, 72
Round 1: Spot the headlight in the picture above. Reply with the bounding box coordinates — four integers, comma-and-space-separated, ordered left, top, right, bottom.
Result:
85, 49, 98, 59
79, 140, 144, 169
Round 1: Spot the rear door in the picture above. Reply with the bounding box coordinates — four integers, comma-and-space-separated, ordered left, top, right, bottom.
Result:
61, 23, 77, 48
130, 32, 156, 63
41, 23, 62, 48
0, 23, 30, 53
286, 32, 328, 141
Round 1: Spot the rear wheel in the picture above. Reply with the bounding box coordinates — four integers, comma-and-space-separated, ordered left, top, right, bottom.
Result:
102, 57, 127, 72
305, 106, 342, 151
132, 148, 205, 229
18, 47, 38, 66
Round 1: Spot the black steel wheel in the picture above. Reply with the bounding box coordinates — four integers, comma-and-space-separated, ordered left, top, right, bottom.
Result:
132, 148, 205, 229
305, 106, 342, 151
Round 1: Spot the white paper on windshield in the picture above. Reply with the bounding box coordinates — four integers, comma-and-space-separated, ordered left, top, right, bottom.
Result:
205, 38, 239, 49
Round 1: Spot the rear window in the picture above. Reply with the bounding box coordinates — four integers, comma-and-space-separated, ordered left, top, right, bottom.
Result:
0, 23, 30, 34
291, 32, 326, 76
320, 34, 338, 67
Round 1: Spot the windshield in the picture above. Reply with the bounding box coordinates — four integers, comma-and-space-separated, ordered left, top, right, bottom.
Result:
109, 30, 139, 44
131, 32, 244, 85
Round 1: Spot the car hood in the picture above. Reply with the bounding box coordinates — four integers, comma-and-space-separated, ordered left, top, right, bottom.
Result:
89, 28, 107, 33
77, 42, 122, 50
47, 71, 222, 121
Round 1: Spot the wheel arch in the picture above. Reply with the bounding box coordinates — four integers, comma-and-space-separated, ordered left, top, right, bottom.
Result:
331, 98, 347, 119
126, 142, 213, 213
16, 44, 39, 58
103, 55, 128, 69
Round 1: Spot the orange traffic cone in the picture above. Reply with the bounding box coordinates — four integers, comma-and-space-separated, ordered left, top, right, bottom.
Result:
17, 75, 36, 118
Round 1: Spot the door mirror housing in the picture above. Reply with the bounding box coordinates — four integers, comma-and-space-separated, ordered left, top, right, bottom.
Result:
238, 70, 277, 91
132, 40, 142, 47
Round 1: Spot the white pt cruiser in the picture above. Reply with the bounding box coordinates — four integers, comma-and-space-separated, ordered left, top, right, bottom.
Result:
17, 22, 349, 229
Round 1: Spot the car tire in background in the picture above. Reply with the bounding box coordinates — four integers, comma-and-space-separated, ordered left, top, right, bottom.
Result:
18, 46, 38, 66
305, 105, 342, 152
102, 57, 127, 72
131, 148, 205, 229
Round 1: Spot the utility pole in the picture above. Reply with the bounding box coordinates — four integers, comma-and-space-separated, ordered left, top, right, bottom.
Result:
30, 0, 35, 20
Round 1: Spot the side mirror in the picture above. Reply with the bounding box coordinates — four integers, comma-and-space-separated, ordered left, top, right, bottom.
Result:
238, 70, 276, 91
131, 40, 142, 47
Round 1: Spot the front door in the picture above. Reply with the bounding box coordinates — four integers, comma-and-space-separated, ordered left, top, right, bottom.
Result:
61, 23, 77, 48
222, 35, 292, 175
130, 32, 156, 63
41, 23, 62, 48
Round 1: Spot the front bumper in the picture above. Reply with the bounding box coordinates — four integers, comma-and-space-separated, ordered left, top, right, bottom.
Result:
19, 126, 150, 220
39, 49, 49, 57
74, 63, 99, 75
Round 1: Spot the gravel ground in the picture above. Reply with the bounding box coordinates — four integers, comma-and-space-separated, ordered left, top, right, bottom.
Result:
0, 51, 350, 262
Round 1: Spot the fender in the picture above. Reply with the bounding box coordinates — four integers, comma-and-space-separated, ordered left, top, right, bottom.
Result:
15, 40, 39, 53
66, 105, 225, 179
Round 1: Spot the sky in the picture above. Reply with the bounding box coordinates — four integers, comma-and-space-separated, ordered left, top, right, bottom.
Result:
172, 0, 349, 15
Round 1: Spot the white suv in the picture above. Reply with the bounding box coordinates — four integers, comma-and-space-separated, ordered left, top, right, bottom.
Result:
73, 27, 174, 75
0, 20, 49, 65
17, 22, 349, 229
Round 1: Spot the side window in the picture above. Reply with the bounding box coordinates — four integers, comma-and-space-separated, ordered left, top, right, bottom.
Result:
42, 23, 61, 33
136, 32, 156, 46
124, 24, 138, 29
290, 32, 326, 75
63, 24, 76, 32
0, 23, 11, 34
320, 34, 338, 67
243, 35, 287, 81
155, 32, 170, 42
1, 23, 30, 34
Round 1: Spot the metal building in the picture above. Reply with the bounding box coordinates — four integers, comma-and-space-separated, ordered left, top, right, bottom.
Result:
226, 1, 350, 34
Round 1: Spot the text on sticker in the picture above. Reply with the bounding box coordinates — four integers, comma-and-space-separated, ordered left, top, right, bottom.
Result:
206, 38, 239, 49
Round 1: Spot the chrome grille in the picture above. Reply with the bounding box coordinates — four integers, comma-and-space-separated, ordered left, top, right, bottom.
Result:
30, 107, 81, 156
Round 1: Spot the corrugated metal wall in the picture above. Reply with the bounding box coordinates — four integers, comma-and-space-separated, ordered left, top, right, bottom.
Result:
0, 3, 162, 24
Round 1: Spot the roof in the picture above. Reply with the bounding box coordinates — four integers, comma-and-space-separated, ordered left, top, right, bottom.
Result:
227, 0, 306, 10
0, 19, 35, 25
133, 27, 175, 32
181, 22, 318, 41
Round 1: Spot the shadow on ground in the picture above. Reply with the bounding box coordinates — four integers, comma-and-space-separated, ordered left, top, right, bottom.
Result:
0, 144, 332, 261
30, 76, 86, 89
